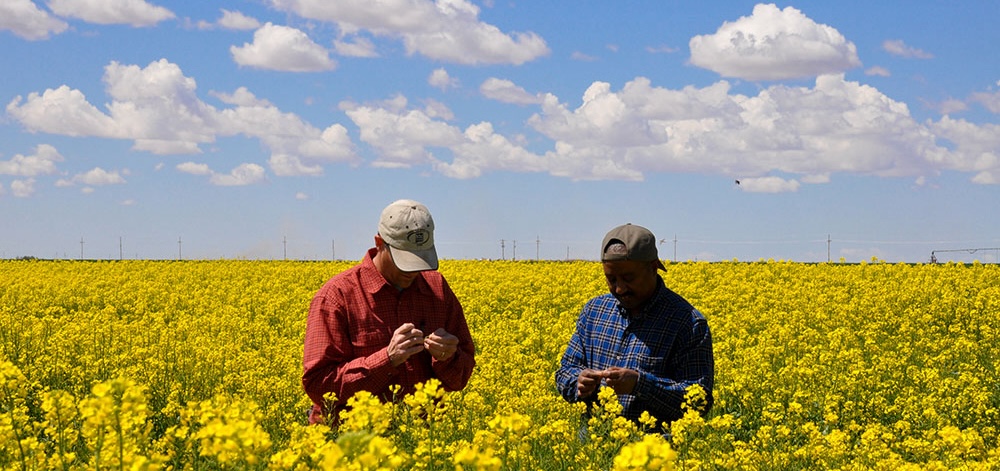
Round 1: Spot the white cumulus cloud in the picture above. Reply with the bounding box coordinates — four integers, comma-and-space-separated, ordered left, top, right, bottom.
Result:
865, 66, 890, 77
438, 122, 547, 179
217, 9, 260, 30
0, 0, 68, 40
522, 74, 984, 186
343, 98, 546, 179
970, 89, 1000, 114
736, 176, 801, 193
929, 116, 1000, 184
429, 68, 459, 91
0, 144, 63, 176
7, 85, 120, 137
57, 167, 127, 187
333, 36, 378, 57
178, 161, 266, 186
10, 178, 35, 198
7, 59, 358, 177
269, 154, 323, 176
344, 102, 464, 168
268, 0, 549, 65
335, 69, 999, 188
689, 4, 861, 81
176, 162, 212, 175
210, 87, 273, 107
48, 0, 175, 27
480, 78, 543, 105
209, 163, 266, 186
231, 23, 336, 72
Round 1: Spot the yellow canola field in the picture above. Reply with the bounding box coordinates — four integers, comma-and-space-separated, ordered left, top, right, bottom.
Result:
0, 259, 998, 470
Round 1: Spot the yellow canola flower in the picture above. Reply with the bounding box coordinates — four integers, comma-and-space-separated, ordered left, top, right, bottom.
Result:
487, 412, 532, 438
403, 378, 447, 420
2, 259, 1000, 469
681, 383, 708, 413
612, 433, 677, 471
0, 360, 46, 469
40, 389, 81, 470
188, 394, 273, 467
338, 391, 392, 435
453, 441, 502, 471
268, 423, 344, 470
79, 378, 158, 470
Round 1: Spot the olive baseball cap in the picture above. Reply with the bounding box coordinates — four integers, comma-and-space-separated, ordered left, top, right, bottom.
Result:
378, 199, 438, 272
601, 223, 666, 270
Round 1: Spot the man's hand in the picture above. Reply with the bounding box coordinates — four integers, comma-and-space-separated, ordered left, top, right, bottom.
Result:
603, 367, 639, 395
388, 323, 424, 367
424, 328, 459, 361
577, 369, 604, 399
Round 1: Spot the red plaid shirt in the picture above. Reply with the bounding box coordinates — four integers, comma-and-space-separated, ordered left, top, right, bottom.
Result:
302, 248, 476, 423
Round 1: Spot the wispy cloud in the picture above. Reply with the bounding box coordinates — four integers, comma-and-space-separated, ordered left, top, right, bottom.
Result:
882, 39, 933, 59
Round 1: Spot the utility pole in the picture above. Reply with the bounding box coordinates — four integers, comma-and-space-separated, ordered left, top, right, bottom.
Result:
673, 234, 677, 262
332, 239, 336, 260
119, 236, 123, 260
80, 237, 84, 260
827, 234, 831, 263
536, 235, 540, 261
512, 240, 517, 261
283, 236, 287, 260
178, 236, 183, 260
500, 239, 505, 260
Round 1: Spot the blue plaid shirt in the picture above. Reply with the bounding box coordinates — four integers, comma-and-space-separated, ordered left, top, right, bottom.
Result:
556, 276, 714, 424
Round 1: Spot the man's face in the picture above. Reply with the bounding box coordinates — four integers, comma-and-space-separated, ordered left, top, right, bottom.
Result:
384, 249, 420, 289
602, 259, 658, 310
375, 236, 421, 289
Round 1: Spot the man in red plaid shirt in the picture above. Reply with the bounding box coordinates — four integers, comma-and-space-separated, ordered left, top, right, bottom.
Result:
302, 199, 476, 425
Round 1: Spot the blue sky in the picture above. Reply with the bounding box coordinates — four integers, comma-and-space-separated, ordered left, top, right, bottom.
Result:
2, 1, 998, 262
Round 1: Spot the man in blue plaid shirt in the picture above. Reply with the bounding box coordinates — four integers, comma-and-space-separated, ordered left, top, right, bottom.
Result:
556, 223, 715, 428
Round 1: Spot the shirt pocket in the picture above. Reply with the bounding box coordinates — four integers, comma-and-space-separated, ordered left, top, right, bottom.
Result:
355, 329, 388, 356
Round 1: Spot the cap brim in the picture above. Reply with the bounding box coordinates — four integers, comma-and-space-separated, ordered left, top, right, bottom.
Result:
387, 244, 438, 272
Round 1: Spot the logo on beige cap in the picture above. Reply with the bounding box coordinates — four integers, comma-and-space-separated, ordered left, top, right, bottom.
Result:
407, 229, 430, 246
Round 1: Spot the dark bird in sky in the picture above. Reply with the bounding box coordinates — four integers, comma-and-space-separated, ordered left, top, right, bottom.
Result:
735, 179, 741, 185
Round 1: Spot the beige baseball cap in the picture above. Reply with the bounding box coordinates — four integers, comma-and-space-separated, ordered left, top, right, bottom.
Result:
378, 199, 438, 272
601, 223, 666, 270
